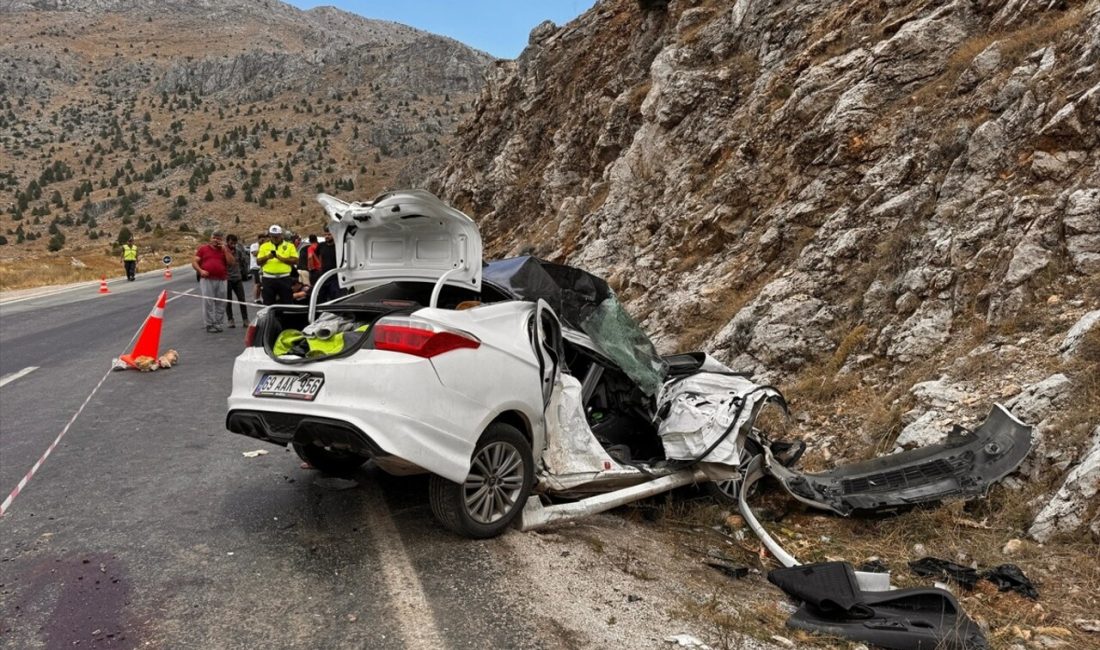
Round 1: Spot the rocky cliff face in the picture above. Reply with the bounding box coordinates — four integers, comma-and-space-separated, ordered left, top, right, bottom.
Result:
432, 0, 1100, 540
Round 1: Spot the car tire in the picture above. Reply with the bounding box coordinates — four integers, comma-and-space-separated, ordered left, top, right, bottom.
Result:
429, 422, 534, 539
292, 442, 367, 475
705, 438, 763, 506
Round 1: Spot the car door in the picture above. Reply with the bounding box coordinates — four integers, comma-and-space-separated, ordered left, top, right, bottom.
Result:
532, 299, 563, 410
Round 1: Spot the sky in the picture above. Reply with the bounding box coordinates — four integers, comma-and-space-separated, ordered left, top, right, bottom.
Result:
286, 1, 599, 59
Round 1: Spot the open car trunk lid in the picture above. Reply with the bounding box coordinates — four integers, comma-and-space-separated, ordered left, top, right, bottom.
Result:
317, 190, 482, 293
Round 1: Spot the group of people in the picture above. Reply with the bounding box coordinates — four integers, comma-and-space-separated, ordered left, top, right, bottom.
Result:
191, 225, 341, 333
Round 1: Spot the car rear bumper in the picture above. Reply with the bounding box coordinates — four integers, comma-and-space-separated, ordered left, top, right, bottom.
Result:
226, 348, 486, 483
226, 410, 388, 458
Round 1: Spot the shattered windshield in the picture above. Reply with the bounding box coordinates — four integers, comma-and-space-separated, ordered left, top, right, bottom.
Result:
580, 294, 667, 397
483, 257, 668, 396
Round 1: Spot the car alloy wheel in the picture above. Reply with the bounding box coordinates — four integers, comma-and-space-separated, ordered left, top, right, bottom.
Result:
464, 441, 526, 524
705, 439, 762, 505
429, 422, 534, 538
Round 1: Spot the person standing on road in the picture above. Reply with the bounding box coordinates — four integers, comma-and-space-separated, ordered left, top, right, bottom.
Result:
306, 234, 322, 288
290, 234, 304, 275
224, 234, 249, 329
318, 229, 340, 303
192, 231, 235, 333
249, 233, 266, 303
257, 225, 298, 305
122, 237, 138, 281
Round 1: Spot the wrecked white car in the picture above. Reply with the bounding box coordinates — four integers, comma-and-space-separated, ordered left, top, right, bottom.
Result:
226, 190, 1032, 539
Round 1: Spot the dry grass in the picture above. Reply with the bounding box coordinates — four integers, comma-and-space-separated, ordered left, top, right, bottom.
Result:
0, 255, 119, 291
788, 323, 868, 403
0, 231, 205, 291
1050, 327, 1100, 450
902, 3, 1088, 113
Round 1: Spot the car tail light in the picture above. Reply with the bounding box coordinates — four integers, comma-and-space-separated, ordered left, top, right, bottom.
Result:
373, 316, 480, 358
244, 322, 257, 347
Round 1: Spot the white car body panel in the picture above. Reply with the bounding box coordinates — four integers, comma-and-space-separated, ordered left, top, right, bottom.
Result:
227, 302, 546, 484
317, 190, 483, 293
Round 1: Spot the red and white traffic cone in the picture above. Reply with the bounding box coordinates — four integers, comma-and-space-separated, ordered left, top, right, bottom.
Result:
98, 276, 110, 294
117, 291, 166, 369
164, 267, 172, 280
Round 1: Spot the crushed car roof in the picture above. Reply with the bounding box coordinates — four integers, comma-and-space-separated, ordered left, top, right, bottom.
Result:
483, 256, 668, 395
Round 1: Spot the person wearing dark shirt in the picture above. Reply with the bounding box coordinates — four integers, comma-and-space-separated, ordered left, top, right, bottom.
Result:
192, 231, 235, 333
318, 230, 340, 303
224, 234, 250, 329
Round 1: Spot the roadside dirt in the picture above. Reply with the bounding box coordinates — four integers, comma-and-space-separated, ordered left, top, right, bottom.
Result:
492, 507, 781, 650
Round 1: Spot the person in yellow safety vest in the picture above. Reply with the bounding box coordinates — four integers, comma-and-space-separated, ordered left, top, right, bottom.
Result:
256, 224, 299, 305
122, 237, 138, 281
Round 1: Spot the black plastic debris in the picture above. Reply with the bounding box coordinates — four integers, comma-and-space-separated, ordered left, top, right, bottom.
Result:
769, 562, 989, 650
765, 405, 1031, 515
908, 557, 981, 590
768, 562, 871, 616
982, 564, 1039, 600
860, 559, 890, 574
705, 550, 749, 579
705, 559, 749, 579
909, 558, 1039, 599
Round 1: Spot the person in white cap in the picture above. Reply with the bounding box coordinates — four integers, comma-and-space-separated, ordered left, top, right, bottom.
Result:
256, 224, 299, 305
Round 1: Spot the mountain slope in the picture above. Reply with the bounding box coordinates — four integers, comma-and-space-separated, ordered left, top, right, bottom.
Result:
0, 0, 493, 284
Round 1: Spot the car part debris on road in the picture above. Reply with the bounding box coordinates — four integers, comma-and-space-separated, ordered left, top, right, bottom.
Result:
908, 557, 981, 590
769, 562, 989, 650
909, 557, 1039, 599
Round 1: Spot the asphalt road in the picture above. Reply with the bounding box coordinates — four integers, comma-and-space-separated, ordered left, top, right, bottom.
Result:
0, 275, 542, 649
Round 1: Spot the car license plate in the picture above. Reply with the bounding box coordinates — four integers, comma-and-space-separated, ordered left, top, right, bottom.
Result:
254, 373, 324, 401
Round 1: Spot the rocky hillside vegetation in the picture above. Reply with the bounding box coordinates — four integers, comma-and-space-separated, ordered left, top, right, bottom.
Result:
432, 0, 1100, 642
0, 0, 492, 287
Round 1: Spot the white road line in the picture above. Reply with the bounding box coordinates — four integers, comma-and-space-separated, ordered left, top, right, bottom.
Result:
0, 366, 38, 388
360, 481, 446, 648
0, 368, 112, 517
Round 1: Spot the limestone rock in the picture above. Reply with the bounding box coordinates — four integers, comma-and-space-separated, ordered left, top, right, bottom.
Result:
967, 120, 1007, 174
887, 301, 953, 361
1060, 310, 1100, 358
1063, 189, 1100, 274
1030, 151, 1085, 180
895, 411, 949, 448
1004, 234, 1052, 287
1030, 427, 1100, 542
1005, 374, 1073, 427
894, 379, 968, 448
